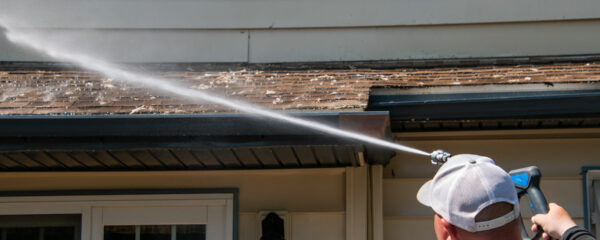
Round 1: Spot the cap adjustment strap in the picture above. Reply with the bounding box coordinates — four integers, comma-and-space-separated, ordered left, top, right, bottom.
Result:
474, 207, 519, 232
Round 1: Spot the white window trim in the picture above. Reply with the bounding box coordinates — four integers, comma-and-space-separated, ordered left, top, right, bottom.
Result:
0, 192, 235, 240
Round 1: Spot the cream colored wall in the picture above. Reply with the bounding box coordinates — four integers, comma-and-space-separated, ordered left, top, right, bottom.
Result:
240, 212, 345, 240
0, 168, 347, 240
1, 0, 599, 62
383, 128, 599, 240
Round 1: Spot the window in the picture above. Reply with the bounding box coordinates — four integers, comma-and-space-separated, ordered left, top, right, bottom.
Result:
0, 214, 81, 240
104, 224, 205, 240
583, 168, 600, 236
0, 191, 235, 240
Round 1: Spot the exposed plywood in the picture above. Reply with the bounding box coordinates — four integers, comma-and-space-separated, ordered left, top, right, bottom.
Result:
382, 178, 583, 218
2, 0, 600, 29
0, 169, 346, 212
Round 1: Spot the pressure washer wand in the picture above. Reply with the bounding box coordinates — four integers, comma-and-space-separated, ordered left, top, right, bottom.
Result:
430, 149, 452, 165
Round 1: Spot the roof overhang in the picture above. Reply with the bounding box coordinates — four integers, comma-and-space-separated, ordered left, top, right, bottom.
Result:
367, 83, 600, 131
0, 112, 395, 171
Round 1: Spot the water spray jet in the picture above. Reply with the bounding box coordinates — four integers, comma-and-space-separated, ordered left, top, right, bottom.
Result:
0, 20, 434, 158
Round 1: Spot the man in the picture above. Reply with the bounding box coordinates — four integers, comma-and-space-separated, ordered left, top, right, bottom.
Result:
417, 154, 521, 240
417, 153, 596, 240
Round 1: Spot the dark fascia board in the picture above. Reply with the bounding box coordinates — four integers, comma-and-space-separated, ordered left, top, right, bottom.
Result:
0, 112, 395, 165
367, 89, 600, 121
0, 112, 388, 137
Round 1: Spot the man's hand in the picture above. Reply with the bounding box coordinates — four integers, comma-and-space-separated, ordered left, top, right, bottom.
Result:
531, 203, 577, 240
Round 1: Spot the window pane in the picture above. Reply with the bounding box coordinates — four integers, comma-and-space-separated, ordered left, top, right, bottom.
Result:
45, 226, 76, 240
104, 225, 206, 240
176, 225, 206, 240
6, 227, 39, 240
140, 225, 170, 240
0, 214, 80, 240
104, 226, 135, 240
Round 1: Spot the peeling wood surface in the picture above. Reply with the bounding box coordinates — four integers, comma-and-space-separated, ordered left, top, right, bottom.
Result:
0, 61, 599, 115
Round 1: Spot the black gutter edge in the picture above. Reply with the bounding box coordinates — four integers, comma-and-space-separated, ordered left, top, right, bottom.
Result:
0, 111, 396, 166
2, 54, 599, 71
367, 89, 600, 122
0, 112, 386, 137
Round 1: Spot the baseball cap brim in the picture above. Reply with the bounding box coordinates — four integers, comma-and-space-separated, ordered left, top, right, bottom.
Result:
416, 180, 433, 207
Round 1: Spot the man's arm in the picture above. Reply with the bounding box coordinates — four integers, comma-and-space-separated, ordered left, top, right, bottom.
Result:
560, 226, 596, 240
531, 203, 596, 240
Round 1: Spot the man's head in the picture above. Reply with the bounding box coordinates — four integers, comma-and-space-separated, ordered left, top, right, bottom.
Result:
417, 154, 521, 240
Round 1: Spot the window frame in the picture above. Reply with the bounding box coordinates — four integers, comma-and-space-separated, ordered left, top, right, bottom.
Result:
0, 189, 238, 240
582, 167, 600, 235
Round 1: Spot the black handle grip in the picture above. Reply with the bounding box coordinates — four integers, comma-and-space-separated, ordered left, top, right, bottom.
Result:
510, 166, 549, 240
528, 187, 549, 215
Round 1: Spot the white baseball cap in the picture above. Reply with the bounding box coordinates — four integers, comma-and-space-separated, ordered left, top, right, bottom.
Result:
417, 154, 520, 232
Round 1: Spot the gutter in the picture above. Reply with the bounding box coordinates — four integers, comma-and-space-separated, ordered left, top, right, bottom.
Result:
368, 89, 600, 122
0, 112, 396, 165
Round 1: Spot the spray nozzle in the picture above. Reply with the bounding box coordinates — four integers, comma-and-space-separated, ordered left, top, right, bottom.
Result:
430, 149, 451, 165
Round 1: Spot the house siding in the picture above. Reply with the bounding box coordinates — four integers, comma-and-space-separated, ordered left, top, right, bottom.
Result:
2, 0, 599, 29
0, 168, 347, 240
1, 0, 599, 63
383, 129, 599, 239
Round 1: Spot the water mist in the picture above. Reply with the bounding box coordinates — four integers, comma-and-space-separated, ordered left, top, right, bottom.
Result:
0, 19, 430, 157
